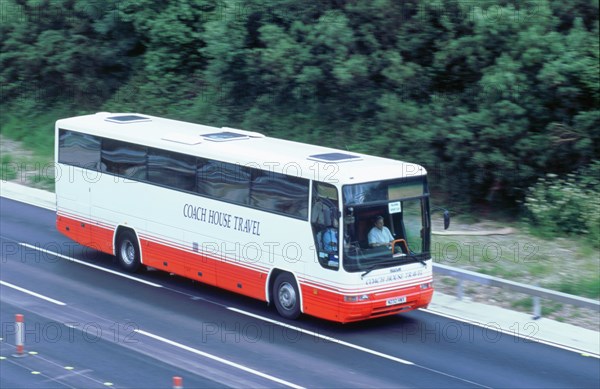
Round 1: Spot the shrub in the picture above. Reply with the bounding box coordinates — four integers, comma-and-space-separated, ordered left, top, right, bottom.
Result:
524, 161, 600, 247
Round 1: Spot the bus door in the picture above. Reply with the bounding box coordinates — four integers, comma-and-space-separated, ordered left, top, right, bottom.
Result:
304, 182, 342, 319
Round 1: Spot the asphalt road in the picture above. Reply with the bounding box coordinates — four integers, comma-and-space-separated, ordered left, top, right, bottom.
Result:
1, 196, 599, 388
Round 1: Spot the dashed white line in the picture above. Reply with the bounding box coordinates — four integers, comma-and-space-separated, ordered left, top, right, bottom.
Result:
228, 308, 496, 388
135, 329, 305, 389
18, 243, 162, 288
228, 307, 414, 365
0, 280, 66, 306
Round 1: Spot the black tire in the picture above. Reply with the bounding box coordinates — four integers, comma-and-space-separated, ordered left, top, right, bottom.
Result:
116, 230, 141, 272
272, 273, 301, 320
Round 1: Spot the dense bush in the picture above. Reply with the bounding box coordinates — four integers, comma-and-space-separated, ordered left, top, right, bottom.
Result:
1, 0, 598, 220
524, 161, 600, 246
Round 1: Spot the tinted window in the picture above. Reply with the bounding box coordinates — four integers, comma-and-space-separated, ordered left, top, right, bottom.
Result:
101, 139, 147, 180
148, 149, 196, 191
58, 129, 101, 169
58, 131, 310, 220
196, 159, 251, 204
251, 170, 309, 219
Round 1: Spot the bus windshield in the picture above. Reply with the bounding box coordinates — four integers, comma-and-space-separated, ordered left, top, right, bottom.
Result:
342, 177, 430, 273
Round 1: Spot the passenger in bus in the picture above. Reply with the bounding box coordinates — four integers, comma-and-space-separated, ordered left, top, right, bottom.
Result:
368, 216, 394, 248
321, 218, 339, 253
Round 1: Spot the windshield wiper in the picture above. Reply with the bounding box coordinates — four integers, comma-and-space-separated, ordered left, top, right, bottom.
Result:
361, 259, 399, 278
406, 254, 428, 267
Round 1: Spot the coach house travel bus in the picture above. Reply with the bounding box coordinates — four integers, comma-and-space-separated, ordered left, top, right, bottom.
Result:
55, 112, 448, 323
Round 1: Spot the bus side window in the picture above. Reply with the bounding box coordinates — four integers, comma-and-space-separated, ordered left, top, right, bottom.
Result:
251, 170, 309, 219
58, 129, 101, 170
148, 148, 196, 191
196, 159, 251, 205
101, 139, 147, 179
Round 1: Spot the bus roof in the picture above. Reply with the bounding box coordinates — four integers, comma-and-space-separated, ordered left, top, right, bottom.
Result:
56, 112, 427, 185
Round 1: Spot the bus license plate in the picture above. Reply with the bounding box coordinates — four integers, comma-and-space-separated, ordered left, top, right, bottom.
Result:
386, 296, 406, 306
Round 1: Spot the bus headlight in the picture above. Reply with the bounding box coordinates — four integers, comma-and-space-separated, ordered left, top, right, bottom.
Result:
420, 282, 432, 290
343, 294, 370, 302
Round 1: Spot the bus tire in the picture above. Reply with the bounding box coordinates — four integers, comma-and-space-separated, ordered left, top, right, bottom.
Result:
273, 272, 301, 320
116, 230, 141, 272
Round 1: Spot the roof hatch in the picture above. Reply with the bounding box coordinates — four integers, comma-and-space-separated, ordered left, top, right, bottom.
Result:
221, 127, 265, 138
201, 131, 250, 142
308, 152, 362, 163
105, 114, 151, 124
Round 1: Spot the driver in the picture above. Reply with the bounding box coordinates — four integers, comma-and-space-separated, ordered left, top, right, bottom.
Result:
368, 216, 394, 248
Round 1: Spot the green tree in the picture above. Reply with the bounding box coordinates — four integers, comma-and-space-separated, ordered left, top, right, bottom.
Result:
1, 0, 136, 108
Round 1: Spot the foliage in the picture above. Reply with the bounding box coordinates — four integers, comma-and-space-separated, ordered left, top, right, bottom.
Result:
0, 0, 137, 109
1, 0, 599, 229
1, 154, 17, 181
545, 276, 600, 299
524, 161, 600, 246
0, 101, 75, 156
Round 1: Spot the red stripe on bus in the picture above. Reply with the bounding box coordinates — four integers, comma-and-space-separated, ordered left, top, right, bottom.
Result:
57, 213, 432, 323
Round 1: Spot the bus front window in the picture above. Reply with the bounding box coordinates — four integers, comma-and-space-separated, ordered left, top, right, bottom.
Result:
342, 178, 430, 273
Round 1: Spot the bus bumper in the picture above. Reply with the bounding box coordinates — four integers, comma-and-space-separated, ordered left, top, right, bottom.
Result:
337, 287, 434, 323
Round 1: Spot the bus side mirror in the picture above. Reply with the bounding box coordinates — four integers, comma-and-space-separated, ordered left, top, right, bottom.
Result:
443, 210, 450, 230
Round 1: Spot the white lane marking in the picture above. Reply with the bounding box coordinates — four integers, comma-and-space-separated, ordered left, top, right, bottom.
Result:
18, 243, 162, 288
423, 308, 600, 359
135, 329, 305, 389
5, 191, 595, 360
228, 307, 415, 365
0, 280, 66, 306
229, 309, 496, 388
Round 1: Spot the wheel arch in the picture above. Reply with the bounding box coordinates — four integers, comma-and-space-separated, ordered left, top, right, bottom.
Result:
266, 268, 303, 314
113, 225, 144, 265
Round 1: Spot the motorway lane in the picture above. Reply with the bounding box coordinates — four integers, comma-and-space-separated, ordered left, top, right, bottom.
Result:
0, 238, 300, 388
0, 198, 468, 388
308, 312, 599, 388
1, 302, 227, 389
1, 196, 599, 388
1, 234, 472, 389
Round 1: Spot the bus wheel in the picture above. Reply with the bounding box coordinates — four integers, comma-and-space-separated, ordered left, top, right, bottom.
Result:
273, 273, 301, 320
117, 230, 141, 272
